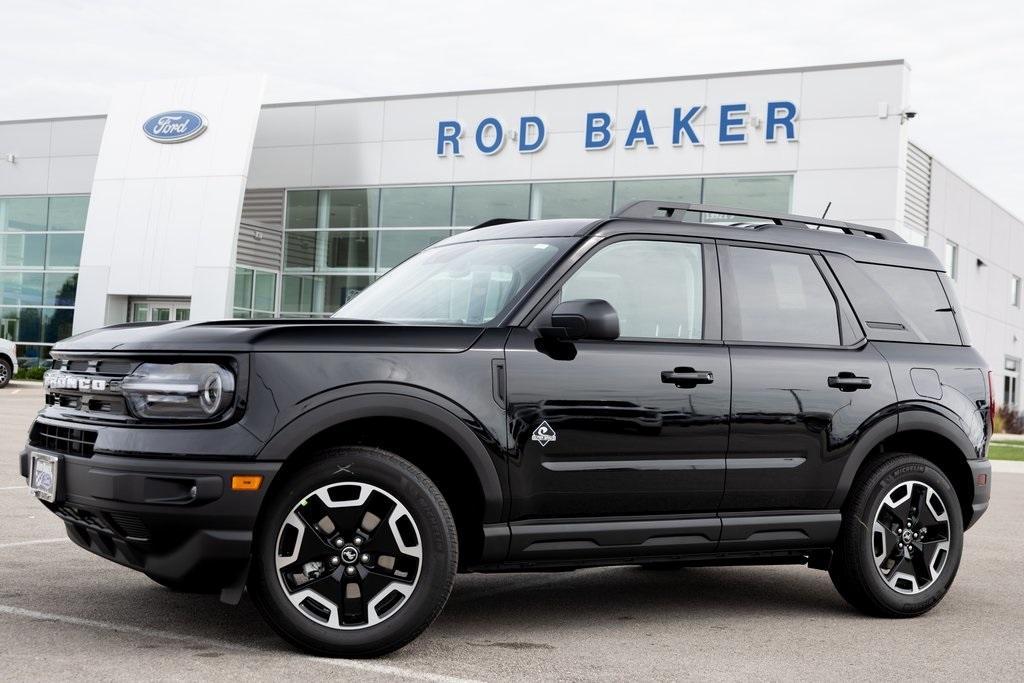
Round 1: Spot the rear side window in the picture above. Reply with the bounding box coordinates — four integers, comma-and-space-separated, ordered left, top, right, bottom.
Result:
723, 246, 840, 345
858, 264, 962, 344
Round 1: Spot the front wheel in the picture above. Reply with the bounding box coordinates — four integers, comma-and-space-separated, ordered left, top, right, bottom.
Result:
0, 358, 11, 388
830, 453, 963, 617
249, 447, 457, 657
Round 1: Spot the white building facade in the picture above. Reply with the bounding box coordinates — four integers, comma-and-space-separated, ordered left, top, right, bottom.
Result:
1, 60, 1022, 407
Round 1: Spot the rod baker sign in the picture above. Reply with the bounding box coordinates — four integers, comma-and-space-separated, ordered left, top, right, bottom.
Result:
436, 101, 798, 156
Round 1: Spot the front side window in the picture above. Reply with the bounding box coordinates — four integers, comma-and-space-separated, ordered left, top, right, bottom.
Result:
335, 238, 569, 325
725, 247, 840, 345
559, 240, 704, 340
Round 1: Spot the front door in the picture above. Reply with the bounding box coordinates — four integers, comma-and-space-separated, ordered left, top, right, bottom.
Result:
505, 237, 730, 525
717, 243, 897, 511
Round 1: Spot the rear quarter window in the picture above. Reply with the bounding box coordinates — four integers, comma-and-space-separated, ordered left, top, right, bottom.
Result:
827, 255, 963, 345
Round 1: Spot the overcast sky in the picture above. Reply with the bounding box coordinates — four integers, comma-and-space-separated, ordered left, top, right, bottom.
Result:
3, 0, 1022, 215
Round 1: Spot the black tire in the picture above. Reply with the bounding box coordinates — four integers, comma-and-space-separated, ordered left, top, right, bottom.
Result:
0, 358, 11, 388
249, 447, 457, 658
829, 453, 963, 617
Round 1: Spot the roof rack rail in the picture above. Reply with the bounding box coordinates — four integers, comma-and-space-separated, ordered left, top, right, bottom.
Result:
470, 218, 523, 230
612, 201, 904, 242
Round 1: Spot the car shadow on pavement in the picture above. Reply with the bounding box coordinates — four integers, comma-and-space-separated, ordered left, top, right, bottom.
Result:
48, 562, 858, 656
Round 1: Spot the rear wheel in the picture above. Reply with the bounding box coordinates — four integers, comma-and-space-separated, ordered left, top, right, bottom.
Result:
0, 358, 11, 388
250, 447, 457, 657
830, 453, 963, 617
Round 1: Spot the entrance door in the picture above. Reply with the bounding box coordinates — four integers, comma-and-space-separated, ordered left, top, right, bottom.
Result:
505, 237, 729, 524
129, 300, 191, 322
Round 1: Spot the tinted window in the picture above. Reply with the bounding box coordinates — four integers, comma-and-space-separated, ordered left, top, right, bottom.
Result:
725, 247, 839, 345
859, 264, 962, 345
561, 240, 704, 340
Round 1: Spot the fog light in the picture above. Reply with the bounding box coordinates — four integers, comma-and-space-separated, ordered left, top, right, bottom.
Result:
231, 475, 263, 491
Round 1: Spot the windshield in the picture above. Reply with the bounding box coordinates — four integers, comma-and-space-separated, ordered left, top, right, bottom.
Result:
333, 238, 570, 325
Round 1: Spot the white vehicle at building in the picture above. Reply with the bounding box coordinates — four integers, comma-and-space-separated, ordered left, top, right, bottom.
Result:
0, 337, 17, 387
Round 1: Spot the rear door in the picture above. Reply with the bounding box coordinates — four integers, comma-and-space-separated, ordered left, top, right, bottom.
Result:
719, 243, 897, 513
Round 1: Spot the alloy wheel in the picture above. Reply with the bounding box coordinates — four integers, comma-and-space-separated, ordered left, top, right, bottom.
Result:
274, 481, 423, 630
871, 480, 951, 595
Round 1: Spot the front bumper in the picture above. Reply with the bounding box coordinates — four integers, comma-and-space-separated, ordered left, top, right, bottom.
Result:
20, 446, 281, 588
966, 458, 992, 529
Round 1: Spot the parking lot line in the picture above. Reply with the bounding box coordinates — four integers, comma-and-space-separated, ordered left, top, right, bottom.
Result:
0, 485, 27, 490
0, 538, 69, 549
0, 604, 481, 682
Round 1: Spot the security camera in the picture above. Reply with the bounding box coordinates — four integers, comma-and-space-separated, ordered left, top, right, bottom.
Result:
904, 111, 917, 119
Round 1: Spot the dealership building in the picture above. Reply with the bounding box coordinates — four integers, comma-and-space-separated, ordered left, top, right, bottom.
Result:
2, 59, 1023, 406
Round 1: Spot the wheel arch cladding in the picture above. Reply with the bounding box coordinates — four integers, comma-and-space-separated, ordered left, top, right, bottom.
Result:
256, 393, 505, 567
832, 422, 977, 529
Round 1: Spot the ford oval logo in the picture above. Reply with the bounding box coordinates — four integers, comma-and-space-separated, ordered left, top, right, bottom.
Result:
142, 110, 207, 143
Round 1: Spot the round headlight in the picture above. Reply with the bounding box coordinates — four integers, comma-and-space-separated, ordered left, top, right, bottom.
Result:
199, 372, 223, 415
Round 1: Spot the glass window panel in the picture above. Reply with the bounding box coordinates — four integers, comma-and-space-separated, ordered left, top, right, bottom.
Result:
0, 234, 46, 267
337, 239, 565, 325
43, 308, 74, 343
47, 196, 89, 231
700, 175, 793, 221
858, 264, 962, 345
233, 308, 251, 318
282, 274, 322, 313
380, 186, 452, 227
1, 272, 44, 306
324, 275, 375, 311
175, 308, 190, 321
562, 241, 704, 340
286, 190, 318, 229
944, 241, 958, 280
45, 233, 83, 267
326, 230, 376, 269
234, 268, 254, 309
327, 189, 379, 228
284, 232, 317, 270
530, 181, 613, 219
0, 307, 43, 342
131, 303, 149, 322
725, 247, 839, 345
152, 307, 171, 321
43, 273, 76, 306
612, 179, 701, 211
253, 272, 277, 311
378, 230, 450, 269
1, 197, 47, 231
452, 184, 531, 226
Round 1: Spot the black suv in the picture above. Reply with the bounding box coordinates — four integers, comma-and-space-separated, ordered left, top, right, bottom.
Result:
22, 202, 993, 657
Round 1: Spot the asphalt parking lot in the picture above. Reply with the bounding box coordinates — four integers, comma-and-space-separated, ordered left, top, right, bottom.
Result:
1, 381, 1022, 681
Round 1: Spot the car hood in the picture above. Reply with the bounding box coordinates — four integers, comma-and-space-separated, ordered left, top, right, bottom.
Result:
52, 319, 487, 354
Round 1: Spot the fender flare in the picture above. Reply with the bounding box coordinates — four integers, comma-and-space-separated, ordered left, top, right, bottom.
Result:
255, 385, 505, 523
827, 406, 978, 509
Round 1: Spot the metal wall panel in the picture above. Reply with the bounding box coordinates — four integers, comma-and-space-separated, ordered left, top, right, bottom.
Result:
237, 189, 284, 270
904, 143, 932, 232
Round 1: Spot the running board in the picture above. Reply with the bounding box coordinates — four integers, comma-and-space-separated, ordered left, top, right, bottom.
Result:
506, 511, 841, 562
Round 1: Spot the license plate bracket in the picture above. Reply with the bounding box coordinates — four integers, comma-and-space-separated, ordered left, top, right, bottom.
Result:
29, 452, 60, 503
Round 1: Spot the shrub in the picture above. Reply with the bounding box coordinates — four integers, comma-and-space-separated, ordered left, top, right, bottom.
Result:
14, 366, 46, 381
996, 405, 1024, 434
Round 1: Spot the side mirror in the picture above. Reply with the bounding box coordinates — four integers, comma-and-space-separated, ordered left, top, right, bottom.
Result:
541, 299, 620, 341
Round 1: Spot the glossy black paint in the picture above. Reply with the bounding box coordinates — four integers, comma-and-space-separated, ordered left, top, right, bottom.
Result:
24, 212, 993, 585
505, 328, 731, 520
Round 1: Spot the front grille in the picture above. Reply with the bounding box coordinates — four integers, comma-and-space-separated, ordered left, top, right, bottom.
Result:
54, 505, 151, 543
30, 422, 98, 458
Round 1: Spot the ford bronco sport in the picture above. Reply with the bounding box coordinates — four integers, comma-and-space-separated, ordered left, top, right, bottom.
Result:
22, 201, 993, 657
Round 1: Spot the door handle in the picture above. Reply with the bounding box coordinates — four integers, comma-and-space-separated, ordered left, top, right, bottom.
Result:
661, 367, 714, 388
828, 372, 871, 392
